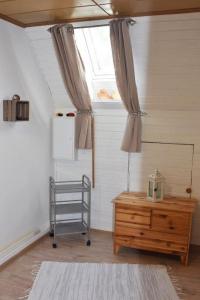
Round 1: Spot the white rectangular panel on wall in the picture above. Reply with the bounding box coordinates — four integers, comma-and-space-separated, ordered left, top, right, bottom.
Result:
53, 117, 75, 160
130, 143, 193, 197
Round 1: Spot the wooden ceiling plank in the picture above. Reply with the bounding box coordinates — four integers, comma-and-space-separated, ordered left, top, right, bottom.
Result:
95, 0, 200, 7
101, 3, 200, 18
91, 0, 111, 16
24, 15, 113, 27
0, 0, 94, 15
93, 0, 110, 3
3, 5, 98, 16
9, 6, 108, 24
0, 12, 25, 26
100, 0, 200, 16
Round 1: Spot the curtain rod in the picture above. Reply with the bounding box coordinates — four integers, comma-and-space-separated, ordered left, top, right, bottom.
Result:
73, 19, 136, 30
48, 18, 136, 32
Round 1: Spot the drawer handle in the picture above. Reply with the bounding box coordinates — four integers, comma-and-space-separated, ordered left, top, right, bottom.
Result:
131, 213, 141, 217
159, 214, 167, 218
140, 232, 144, 236
169, 226, 175, 230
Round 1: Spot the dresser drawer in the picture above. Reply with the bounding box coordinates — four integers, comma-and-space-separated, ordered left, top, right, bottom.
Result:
116, 205, 151, 228
115, 236, 187, 254
115, 226, 188, 244
151, 209, 190, 235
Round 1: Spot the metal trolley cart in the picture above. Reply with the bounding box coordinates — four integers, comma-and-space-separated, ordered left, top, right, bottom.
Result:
49, 175, 91, 248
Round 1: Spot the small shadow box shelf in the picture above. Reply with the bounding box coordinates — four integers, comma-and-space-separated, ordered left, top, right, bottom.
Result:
3, 99, 29, 121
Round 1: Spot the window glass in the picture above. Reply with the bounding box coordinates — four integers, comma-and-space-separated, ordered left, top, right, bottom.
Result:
75, 26, 121, 102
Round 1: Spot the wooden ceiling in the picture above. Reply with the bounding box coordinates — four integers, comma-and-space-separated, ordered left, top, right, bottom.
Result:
0, 0, 200, 27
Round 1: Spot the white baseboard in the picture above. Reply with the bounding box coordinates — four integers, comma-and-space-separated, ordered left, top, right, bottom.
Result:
0, 224, 49, 266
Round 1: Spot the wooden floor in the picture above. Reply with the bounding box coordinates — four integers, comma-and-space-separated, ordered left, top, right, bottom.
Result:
0, 230, 200, 300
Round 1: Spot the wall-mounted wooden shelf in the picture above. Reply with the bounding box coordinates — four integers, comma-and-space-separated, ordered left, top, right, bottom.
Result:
3, 99, 29, 121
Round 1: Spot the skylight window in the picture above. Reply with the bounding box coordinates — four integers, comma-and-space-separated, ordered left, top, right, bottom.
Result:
74, 26, 121, 102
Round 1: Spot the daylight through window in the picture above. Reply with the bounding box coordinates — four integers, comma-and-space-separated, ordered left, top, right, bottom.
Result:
75, 26, 121, 102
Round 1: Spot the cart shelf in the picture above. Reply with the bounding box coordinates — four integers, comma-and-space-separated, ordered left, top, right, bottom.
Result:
53, 183, 90, 194
54, 222, 87, 236
53, 203, 89, 215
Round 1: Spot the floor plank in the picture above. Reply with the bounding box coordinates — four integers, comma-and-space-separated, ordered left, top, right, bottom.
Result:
0, 230, 200, 300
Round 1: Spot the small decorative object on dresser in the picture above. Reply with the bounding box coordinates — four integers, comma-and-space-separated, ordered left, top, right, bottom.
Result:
147, 169, 164, 202
113, 192, 196, 265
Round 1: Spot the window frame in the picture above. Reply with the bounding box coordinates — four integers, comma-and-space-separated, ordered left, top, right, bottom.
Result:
74, 25, 121, 104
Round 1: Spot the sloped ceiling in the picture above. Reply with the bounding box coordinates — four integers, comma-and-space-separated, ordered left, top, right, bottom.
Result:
0, 0, 200, 27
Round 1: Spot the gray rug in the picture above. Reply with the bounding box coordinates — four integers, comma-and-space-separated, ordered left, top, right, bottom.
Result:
27, 262, 180, 300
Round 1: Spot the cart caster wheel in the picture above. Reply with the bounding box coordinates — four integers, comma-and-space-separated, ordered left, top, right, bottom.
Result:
49, 231, 54, 237
82, 232, 86, 235
86, 240, 91, 246
52, 243, 57, 248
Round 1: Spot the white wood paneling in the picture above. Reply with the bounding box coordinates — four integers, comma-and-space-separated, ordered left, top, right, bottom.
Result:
129, 143, 193, 196
26, 13, 200, 244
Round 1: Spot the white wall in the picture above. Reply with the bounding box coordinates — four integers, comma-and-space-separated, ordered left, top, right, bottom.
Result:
0, 20, 53, 264
26, 13, 200, 244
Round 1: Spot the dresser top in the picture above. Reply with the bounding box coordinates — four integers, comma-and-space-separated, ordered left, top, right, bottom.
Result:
113, 192, 197, 213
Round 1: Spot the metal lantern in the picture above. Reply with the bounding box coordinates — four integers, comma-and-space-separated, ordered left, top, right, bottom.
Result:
147, 169, 164, 202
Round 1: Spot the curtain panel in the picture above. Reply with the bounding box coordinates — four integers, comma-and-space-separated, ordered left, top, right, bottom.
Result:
49, 24, 92, 149
110, 19, 142, 153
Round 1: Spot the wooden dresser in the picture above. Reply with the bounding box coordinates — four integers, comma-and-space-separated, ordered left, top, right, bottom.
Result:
113, 192, 196, 265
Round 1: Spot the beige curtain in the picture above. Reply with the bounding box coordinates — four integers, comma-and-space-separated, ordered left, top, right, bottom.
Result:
49, 24, 92, 149
110, 19, 142, 153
